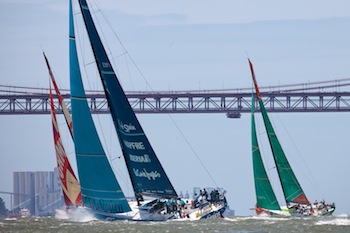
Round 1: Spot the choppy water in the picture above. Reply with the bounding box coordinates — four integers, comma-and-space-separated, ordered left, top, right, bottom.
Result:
1, 213, 350, 233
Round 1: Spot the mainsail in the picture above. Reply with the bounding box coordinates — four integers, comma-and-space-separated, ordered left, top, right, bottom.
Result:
47, 66, 82, 207
69, 0, 131, 213
251, 93, 281, 211
76, 0, 178, 200
248, 59, 310, 205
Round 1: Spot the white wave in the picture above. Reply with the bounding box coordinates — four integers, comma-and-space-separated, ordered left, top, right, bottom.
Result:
169, 217, 193, 222
55, 207, 96, 222
316, 217, 350, 226
224, 215, 290, 222
3, 218, 17, 221
55, 209, 69, 220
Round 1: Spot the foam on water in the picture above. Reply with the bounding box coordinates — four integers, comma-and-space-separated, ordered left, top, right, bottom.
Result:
316, 215, 350, 226
1, 215, 350, 232
55, 207, 96, 222
224, 215, 290, 222
3, 217, 17, 221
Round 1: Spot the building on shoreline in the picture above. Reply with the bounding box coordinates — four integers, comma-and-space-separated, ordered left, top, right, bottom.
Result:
12, 167, 64, 216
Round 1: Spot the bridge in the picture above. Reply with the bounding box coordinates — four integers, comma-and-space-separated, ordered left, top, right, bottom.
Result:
1, 78, 350, 117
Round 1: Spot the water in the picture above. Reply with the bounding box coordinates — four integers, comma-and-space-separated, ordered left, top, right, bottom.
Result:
1, 214, 350, 233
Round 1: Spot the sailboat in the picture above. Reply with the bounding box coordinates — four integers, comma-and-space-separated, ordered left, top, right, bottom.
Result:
249, 59, 335, 216
46, 52, 82, 208
61, 0, 227, 221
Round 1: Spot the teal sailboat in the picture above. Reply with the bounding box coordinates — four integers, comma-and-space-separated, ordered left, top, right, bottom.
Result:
66, 0, 227, 220
249, 59, 335, 216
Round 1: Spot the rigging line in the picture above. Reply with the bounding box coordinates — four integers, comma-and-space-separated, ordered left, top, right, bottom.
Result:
167, 114, 219, 188
87, 1, 135, 90
94, 3, 153, 92
123, 51, 135, 91
87, 0, 135, 92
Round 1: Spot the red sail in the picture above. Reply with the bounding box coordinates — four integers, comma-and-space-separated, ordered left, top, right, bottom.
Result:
50, 82, 82, 207
46, 52, 82, 207
292, 193, 310, 205
43, 53, 73, 139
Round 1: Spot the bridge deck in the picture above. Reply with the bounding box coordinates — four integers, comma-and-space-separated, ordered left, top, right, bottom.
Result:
1, 81, 350, 116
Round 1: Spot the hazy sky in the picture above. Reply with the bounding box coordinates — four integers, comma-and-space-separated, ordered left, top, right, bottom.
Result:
0, 0, 350, 216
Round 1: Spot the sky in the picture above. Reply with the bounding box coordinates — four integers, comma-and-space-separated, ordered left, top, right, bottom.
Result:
0, 0, 350, 216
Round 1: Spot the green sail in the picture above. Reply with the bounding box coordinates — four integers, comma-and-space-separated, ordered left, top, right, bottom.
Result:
248, 59, 310, 205
257, 99, 310, 205
251, 94, 281, 210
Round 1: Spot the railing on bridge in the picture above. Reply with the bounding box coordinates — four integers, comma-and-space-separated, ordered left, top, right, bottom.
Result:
1, 79, 350, 117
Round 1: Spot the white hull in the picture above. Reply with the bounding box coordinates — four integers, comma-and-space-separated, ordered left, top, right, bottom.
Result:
87, 198, 227, 221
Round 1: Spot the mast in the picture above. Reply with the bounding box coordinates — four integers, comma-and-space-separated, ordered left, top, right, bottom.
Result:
248, 59, 310, 205
77, 0, 178, 200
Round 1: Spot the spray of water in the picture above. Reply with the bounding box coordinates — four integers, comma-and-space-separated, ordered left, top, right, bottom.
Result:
55, 207, 96, 222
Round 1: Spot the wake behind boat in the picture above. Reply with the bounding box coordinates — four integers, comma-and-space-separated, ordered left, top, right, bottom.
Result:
248, 59, 335, 217
44, 0, 227, 221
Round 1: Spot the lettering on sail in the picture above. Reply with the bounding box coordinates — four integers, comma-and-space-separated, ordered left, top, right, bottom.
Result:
124, 140, 145, 150
133, 168, 161, 180
129, 154, 151, 163
118, 120, 136, 133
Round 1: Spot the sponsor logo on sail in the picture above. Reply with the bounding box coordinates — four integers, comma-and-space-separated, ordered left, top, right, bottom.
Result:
133, 168, 161, 180
129, 154, 151, 163
118, 120, 136, 133
124, 140, 145, 150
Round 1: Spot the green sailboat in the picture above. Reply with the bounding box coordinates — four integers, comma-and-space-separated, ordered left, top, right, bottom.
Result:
249, 59, 335, 216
